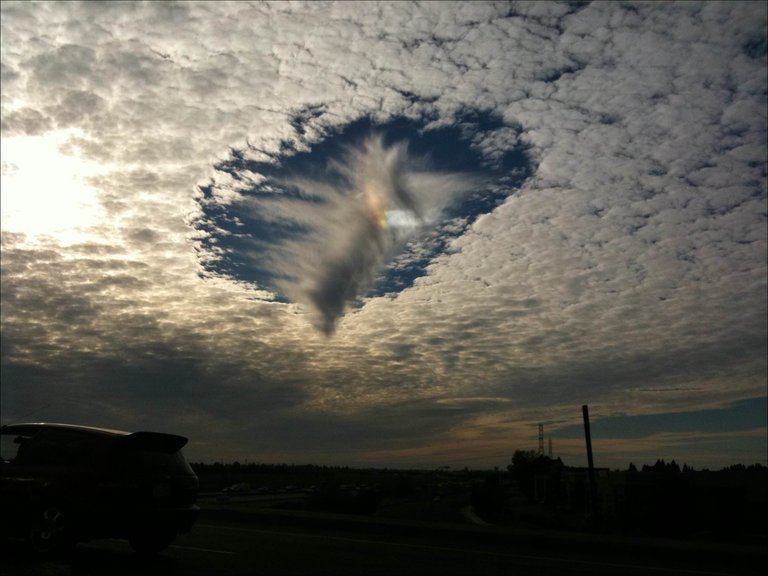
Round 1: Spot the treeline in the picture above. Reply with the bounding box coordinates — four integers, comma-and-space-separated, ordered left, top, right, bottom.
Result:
188, 461, 438, 482
627, 459, 767, 473
190, 461, 376, 474
506, 450, 768, 537
188, 460, 454, 493
190, 458, 768, 478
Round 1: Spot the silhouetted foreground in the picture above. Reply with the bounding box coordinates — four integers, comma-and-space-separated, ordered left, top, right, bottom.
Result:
2, 459, 765, 575
1, 423, 199, 555
191, 458, 768, 542
5, 513, 765, 576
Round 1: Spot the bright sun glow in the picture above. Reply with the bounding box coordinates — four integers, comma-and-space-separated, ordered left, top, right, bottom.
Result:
1, 130, 108, 245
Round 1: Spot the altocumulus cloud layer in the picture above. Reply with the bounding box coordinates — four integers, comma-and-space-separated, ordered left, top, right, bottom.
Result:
1, 1, 766, 469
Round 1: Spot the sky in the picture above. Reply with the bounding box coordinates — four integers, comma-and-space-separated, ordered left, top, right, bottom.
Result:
1, 1, 766, 471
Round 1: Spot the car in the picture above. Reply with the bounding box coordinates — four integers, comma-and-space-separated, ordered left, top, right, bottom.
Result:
221, 482, 251, 494
0, 422, 199, 555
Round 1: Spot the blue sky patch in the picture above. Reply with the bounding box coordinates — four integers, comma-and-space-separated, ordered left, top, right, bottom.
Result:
193, 111, 533, 301
555, 397, 768, 440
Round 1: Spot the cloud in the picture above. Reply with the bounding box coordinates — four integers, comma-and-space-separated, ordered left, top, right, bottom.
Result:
242, 134, 481, 333
1, 1, 766, 468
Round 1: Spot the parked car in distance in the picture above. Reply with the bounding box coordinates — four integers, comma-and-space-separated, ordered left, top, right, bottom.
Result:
222, 482, 251, 494
0, 423, 199, 555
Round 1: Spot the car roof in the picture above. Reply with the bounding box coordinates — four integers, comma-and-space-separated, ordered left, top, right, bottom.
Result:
1, 423, 131, 437
1, 423, 189, 452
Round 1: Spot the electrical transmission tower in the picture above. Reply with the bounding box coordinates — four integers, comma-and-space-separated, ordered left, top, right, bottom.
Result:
538, 423, 544, 455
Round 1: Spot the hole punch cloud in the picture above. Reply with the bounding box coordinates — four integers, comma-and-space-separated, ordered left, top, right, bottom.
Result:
194, 114, 529, 334
280, 134, 481, 334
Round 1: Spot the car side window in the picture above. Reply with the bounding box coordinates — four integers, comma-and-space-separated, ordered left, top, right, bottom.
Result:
10, 429, 112, 466
0, 433, 32, 463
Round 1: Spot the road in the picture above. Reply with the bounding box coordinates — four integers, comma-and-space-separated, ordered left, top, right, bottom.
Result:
2, 513, 764, 576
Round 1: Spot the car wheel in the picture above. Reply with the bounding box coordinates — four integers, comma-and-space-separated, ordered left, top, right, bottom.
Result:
128, 528, 176, 555
31, 505, 75, 556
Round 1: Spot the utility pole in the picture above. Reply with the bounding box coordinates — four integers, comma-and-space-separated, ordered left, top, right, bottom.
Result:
582, 404, 598, 527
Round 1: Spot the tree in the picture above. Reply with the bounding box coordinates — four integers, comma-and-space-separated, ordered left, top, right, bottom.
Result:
508, 450, 563, 501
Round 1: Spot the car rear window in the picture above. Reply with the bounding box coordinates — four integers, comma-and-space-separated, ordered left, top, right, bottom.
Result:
8, 428, 114, 467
